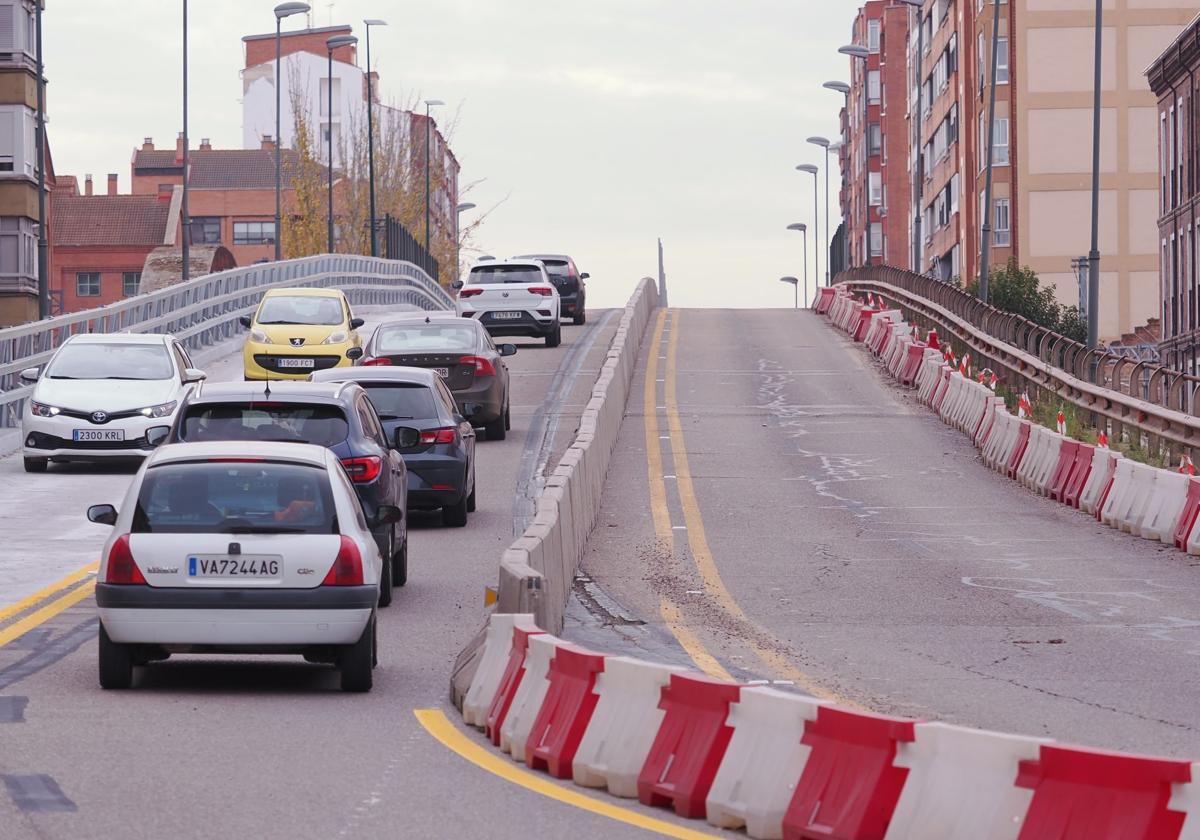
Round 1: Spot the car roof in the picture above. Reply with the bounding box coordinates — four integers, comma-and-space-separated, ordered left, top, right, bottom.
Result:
311, 366, 441, 386
187, 380, 360, 404
148, 441, 332, 468
513, 253, 572, 262
260, 287, 345, 299
380, 311, 474, 324
65, 332, 173, 345
470, 259, 544, 270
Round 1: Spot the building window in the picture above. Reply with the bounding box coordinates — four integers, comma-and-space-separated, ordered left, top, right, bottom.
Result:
0, 2, 36, 64
188, 216, 221, 244
996, 37, 1009, 84
869, 172, 882, 206
869, 222, 883, 256
868, 122, 881, 156
233, 220, 277, 245
319, 77, 341, 118
993, 118, 1010, 165
867, 19, 881, 54
868, 70, 881, 104
0, 103, 35, 176
994, 199, 1011, 246
122, 271, 141, 297
76, 272, 100, 297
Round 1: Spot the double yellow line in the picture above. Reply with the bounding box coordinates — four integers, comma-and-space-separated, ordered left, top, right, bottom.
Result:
644, 309, 855, 706
0, 562, 98, 649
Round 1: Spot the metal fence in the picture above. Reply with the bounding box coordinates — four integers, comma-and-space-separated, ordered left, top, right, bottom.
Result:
0, 254, 452, 429
381, 214, 439, 281
835, 265, 1200, 453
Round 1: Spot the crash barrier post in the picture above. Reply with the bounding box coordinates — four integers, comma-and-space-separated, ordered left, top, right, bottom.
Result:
525, 644, 607, 778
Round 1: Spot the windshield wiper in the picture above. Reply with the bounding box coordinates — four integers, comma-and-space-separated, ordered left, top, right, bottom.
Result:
259, 436, 309, 443
220, 525, 307, 534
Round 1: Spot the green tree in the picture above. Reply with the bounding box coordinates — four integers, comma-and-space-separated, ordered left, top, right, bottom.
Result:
963, 259, 1086, 342
281, 92, 328, 259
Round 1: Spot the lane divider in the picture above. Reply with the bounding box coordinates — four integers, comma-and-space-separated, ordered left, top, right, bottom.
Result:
0, 562, 98, 625
0, 581, 96, 650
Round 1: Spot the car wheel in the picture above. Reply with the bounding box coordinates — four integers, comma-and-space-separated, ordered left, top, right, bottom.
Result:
573, 310, 586, 326
484, 413, 506, 441
392, 538, 408, 588
340, 614, 375, 692
98, 624, 133, 690
23, 457, 47, 473
546, 324, 562, 348
442, 493, 469, 527
467, 481, 477, 513
378, 539, 393, 608
504, 401, 511, 431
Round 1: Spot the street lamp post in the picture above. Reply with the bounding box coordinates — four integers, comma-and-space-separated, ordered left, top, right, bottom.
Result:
34, 0, 46, 317
423, 99, 444, 255
325, 35, 358, 254
779, 276, 799, 310
898, 0, 924, 275
839, 44, 872, 268
806, 137, 831, 283
978, 0, 1002, 303
273, 3, 310, 263
182, 0, 190, 282
364, 19, 387, 258
787, 223, 808, 307
1086, 0, 1102, 349
455, 201, 476, 284
796, 164, 819, 288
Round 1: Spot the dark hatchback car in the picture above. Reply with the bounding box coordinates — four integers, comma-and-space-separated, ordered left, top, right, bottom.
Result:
312, 367, 477, 527
359, 313, 515, 441
151, 381, 410, 597
514, 254, 588, 324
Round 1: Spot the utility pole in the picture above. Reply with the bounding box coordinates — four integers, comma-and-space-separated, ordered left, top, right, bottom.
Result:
978, 0, 1001, 303
35, 0, 46, 317
181, 0, 190, 282
1086, 0, 1102, 349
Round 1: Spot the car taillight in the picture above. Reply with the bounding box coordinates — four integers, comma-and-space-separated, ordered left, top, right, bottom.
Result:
419, 428, 457, 445
321, 536, 363, 586
459, 288, 484, 298
362, 357, 392, 366
527, 286, 554, 296
340, 456, 383, 482
459, 355, 496, 376
105, 535, 146, 585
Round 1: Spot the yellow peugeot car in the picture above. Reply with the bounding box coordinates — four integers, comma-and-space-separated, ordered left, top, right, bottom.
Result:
240, 288, 365, 380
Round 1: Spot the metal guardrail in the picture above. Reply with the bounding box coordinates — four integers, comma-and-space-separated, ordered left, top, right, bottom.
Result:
835, 266, 1200, 452
0, 254, 452, 429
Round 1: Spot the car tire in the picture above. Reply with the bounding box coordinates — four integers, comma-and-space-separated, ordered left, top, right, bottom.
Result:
467, 481, 477, 513
546, 324, 562, 348
484, 413, 506, 441
504, 401, 511, 431
23, 457, 47, 473
98, 624, 133, 690
442, 493, 469, 527
573, 310, 586, 326
378, 543, 393, 608
340, 615, 375, 692
393, 538, 408, 588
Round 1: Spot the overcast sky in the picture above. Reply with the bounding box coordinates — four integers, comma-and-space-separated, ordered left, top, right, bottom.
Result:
45, 1, 853, 310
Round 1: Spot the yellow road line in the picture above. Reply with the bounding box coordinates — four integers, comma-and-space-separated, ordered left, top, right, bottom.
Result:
644, 308, 674, 546
0, 580, 95, 649
662, 312, 858, 708
658, 597, 732, 681
0, 562, 98, 624
414, 709, 721, 839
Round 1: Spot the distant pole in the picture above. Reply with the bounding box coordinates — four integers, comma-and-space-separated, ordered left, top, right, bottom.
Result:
802, 228, 809, 307
364, 20, 388, 257
425, 105, 431, 252
824, 147, 832, 282
327, 42, 334, 253
274, 13, 283, 261
658, 238, 668, 307
978, 0, 1001, 303
181, 0, 190, 282
35, 0, 46, 317
1086, 0, 1102, 349
911, 4, 924, 273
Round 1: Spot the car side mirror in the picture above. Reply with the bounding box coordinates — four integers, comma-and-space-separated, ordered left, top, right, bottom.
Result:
393, 426, 421, 449
580, 272, 590, 280
346, 347, 364, 361
145, 426, 170, 448
498, 344, 517, 357
350, 317, 365, 329
18, 366, 39, 383
182, 368, 206, 384
372, 504, 403, 527
451, 280, 464, 290
238, 315, 253, 328
87, 504, 118, 526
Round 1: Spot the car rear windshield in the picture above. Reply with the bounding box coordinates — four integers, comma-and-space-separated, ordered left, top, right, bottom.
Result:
468, 265, 543, 284
47, 343, 174, 381
374, 324, 478, 353
256, 295, 344, 326
539, 261, 570, 277
132, 461, 337, 534
360, 383, 440, 421
178, 403, 350, 447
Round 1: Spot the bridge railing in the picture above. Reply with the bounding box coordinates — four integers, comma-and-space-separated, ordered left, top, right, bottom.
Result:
0, 254, 452, 429
835, 265, 1200, 453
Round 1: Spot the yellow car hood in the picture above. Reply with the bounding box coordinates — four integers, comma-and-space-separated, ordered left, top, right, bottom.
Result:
257, 323, 349, 347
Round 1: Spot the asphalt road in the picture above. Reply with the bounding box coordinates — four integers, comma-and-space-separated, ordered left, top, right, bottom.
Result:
0, 308, 713, 840
578, 307, 1200, 758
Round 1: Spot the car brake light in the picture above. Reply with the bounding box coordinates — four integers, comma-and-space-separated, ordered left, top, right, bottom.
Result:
105, 535, 146, 585
459, 355, 496, 376
459, 288, 484, 298
321, 536, 364, 586
340, 456, 383, 482
419, 428, 457, 445
527, 287, 554, 296
362, 357, 392, 366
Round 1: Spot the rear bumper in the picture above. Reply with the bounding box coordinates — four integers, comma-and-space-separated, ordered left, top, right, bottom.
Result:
449, 378, 503, 423
471, 311, 557, 338
559, 293, 583, 314
405, 457, 468, 509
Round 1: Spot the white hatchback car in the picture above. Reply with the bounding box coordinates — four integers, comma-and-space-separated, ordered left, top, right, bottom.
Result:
453, 259, 562, 347
88, 441, 395, 692
20, 333, 206, 472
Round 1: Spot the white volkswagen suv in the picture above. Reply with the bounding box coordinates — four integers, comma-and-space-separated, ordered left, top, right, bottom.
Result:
88, 441, 393, 692
20, 333, 205, 472
453, 259, 562, 347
